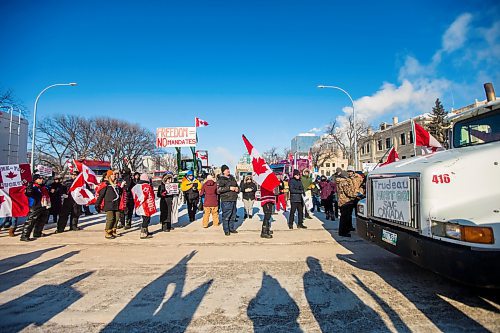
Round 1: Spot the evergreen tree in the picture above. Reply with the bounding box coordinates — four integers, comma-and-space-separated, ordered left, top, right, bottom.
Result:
428, 98, 448, 145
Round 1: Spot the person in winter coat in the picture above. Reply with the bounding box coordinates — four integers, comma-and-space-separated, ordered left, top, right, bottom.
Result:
311, 176, 321, 213
240, 175, 257, 219
283, 175, 290, 202
20, 174, 51, 241
57, 171, 82, 233
288, 169, 307, 229
335, 169, 358, 237
259, 186, 275, 239
132, 173, 156, 239
157, 173, 178, 232
276, 174, 287, 212
119, 167, 136, 230
217, 164, 239, 236
115, 170, 129, 229
319, 176, 336, 220
95, 170, 123, 239
180, 170, 201, 222
200, 174, 219, 227
48, 177, 63, 224
301, 169, 313, 219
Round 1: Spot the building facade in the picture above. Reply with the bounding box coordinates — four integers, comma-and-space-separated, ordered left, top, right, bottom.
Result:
291, 133, 319, 153
358, 116, 428, 165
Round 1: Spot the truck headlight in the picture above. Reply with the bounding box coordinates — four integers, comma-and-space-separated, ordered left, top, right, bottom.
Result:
357, 199, 366, 217
444, 223, 494, 244
445, 224, 462, 240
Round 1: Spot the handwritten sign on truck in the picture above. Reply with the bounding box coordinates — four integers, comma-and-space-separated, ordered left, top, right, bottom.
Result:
372, 177, 410, 224
156, 127, 197, 148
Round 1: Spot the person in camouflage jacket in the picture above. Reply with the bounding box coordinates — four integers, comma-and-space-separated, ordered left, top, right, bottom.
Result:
335, 169, 358, 237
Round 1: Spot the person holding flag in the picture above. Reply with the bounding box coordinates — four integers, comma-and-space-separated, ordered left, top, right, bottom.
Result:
241, 135, 282, 237
57, 171, 82, 233
20, 174, 51, 241
132, 173, 157, 239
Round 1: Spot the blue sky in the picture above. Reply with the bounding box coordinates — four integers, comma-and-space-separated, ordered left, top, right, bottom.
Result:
1, 0, 499, 169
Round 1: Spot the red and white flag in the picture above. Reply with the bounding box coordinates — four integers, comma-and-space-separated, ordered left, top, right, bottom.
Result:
413, 121, 442, 154
74, 160, 99, 186
131, 183, 157, 217
0, 164, 32, 218
69, 173, 96, 205
242, 135, 280, 192
380, 147, 400, 166
195, 117, 209, 127
66, 159, 74, 174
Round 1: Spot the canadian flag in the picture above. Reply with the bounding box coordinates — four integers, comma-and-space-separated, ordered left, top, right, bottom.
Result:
69, 173, 96, 205
0, 164, 32, 218
195, 117, 209, 127
131, 183, 157, 217
66, 159, 74, 174
74, 160, 99, 186
242, 135, 280, 192
380, 147, 400, 166
413, 121, 442, 154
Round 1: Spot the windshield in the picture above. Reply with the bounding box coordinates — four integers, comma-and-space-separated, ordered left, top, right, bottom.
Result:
453, 109, 500, 148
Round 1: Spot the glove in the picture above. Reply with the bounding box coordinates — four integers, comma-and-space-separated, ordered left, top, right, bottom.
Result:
62, 194, 68, 199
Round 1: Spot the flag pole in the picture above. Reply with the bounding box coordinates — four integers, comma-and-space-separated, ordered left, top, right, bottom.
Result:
411, 119, 417, 157
373, 146, 393, 170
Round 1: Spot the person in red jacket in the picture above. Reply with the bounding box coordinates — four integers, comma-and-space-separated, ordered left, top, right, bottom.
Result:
200, 175, 219, 228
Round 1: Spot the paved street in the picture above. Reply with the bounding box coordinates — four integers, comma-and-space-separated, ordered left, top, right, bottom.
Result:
0, 203, 499, 333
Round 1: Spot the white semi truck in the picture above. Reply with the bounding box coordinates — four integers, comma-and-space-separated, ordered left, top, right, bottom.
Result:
356, 84, 500, 288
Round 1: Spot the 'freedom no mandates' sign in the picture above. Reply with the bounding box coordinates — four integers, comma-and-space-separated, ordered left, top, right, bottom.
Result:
372, 177, 410, 223
156, 127, 197, 148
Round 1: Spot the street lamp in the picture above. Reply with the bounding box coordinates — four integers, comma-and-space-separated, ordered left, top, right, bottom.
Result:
30, 82, 77, 170
317, 84, 358, 170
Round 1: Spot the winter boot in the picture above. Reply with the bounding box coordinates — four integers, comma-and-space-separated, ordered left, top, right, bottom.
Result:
124, 219, 131, 230
112, 228, 119, 237
298, 223, 308, 229
260, 226, 272, 239
140, 228, 152, 239
326, 212, 330, 220
8, 227, 15, 237
162, 223, 170, 232
20, 221, 34, 241
105, 230, 115, 239
116, 221, 124, 229
70, 218, 81, 231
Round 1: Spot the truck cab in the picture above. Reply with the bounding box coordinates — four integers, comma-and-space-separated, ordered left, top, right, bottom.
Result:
356, 89, 500, 288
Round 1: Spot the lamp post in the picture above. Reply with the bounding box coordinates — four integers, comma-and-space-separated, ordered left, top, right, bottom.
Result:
30, 83, 77, 171
317, 84, 358, 170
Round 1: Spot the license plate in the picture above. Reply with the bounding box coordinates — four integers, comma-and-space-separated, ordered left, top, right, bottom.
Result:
382, 229, 397, 246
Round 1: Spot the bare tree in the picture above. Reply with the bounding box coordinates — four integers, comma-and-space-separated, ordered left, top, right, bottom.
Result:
36, 115, 156, 172
326, 115, 369, 165
310, 136, 339, 169
0, 88, 28, 117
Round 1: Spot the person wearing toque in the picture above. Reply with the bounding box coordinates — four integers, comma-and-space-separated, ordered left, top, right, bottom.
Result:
217, 164, 239, 236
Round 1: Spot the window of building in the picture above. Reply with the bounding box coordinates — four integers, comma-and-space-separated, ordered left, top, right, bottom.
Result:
385, 137, 391, 149
400, 133, 406, 145
341, 164, 345, 168
361, 146, 365, 154
325, 162, 330, 167
366, 143, 370, 153
326, 170, 330, 176
377, 140, 382, 151
409, 131, 414, 144
333, 163, 335, 167
321, 170, 324, 175
402, 156, 406, 159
